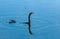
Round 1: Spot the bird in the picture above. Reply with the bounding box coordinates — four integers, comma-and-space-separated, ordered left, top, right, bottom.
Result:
22, 12, 34, 35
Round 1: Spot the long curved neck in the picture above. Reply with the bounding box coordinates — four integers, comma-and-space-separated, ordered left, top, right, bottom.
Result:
28, 13, 33, 35
28, 13, 31, 22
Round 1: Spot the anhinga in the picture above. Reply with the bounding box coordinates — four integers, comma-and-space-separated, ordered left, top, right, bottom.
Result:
22, 12, 34, 35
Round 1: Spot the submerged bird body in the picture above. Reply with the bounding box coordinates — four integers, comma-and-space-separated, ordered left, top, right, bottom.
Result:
9, 20, 16, 24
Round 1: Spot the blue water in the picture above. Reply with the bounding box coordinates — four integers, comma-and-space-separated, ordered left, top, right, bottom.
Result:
0, 0, 59, 39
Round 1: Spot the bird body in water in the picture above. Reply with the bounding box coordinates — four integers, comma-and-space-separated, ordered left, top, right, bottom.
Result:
9, 20, 16, 24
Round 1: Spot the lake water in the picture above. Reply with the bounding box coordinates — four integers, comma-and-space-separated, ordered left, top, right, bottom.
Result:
0, 0, 59, 39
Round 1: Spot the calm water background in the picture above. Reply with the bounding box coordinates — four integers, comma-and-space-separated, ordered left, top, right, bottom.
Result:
0, 0, 59, 39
